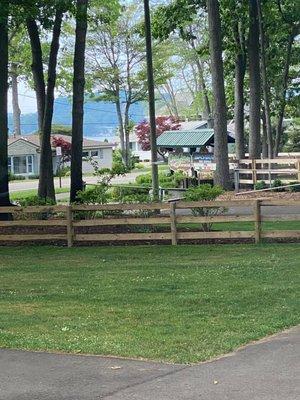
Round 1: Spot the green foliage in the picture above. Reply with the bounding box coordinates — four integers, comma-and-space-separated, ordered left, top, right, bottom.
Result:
134, 162, 145, 170
111, 186, 150, 204
183, 184, 224, 232
135, 171, 185, 188
284, 124, 300, 152
17, 195, 55, 207
271, 179, 285, 192
184, 184, 223, 202
113, 149, 135, 172
288, 182, 300, 192
76, 185, 110, 205
51, 125, 72, 136
55, 166, 70, 177
254, 181, 267, 190
8, 172, 26, 181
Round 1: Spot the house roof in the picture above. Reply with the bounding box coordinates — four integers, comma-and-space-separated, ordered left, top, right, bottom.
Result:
157, 129, 235, 148
178, 120, 208, 131
8, 134, 113, 149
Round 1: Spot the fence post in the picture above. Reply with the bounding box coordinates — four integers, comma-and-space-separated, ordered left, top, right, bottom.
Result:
234, 169, 240, 193
253, 199, 261, 244
66, 205, 74, 248
252, 159, 257, 187
170, 202, 177, 245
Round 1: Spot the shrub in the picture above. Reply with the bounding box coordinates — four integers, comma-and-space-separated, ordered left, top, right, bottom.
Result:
271, 179, 285, 192
111, 186, 150, 204
254, 181, 267, 190
288, 182, 300, 192
55, 166, 70, 177
29, 174, 39, 180
134, 163, 145, 169
8, 172, 26, 181
183, 184, 224, 232
135, 171, 185, 188
17, 195, 56, 207
113, 149, 135, 171
16, 196, 56, 220
136, 173, 152, 186
76, 186, 110, 205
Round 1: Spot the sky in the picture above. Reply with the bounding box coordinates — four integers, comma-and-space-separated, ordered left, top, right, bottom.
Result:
8, 82, 37, 114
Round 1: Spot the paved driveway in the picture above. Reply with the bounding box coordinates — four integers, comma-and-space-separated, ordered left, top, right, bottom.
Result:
0, 326, 299, 400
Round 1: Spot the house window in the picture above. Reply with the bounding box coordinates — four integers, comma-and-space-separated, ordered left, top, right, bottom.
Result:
8, 157, 12, 173
91, 150, 99, 157
9, 155, 35, 175
13, 156, 27, 174
27, 155, 33, 173
82, 151, 89, 158
130, 142, 137, 151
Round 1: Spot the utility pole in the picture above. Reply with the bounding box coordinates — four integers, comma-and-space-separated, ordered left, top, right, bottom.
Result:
143, 0, 159, 201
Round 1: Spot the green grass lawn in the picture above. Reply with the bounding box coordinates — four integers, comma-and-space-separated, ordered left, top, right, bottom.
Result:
10, 187, 70, 201
0, 244, 299, 363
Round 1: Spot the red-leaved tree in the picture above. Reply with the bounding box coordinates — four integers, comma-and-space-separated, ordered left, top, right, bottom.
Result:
135, 116, 181, 159
52, 136, 72, 163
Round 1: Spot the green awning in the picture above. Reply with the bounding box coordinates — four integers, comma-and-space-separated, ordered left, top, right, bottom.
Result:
157, 129, 235, 148
157, 129, 214, 148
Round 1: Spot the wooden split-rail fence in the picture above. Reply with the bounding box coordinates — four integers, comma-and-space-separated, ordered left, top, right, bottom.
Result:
234, 158, 300, 191
0, 199, 299, 246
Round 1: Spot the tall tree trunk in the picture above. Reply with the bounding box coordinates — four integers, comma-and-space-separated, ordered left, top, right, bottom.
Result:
257, 0, 273, 158
0, 1, 11, 211
261, 107, 268, 158
190, 38, 212, 121
207, 0, 231, 190
70, 0, 88, 203
115, 96, 126, 165
38, 10, 63, 201
11, 64, 21, 136
234, 52, 246, 160
124, 102, 131, 168
26, 18, 45, 133
274, 30, 294, 155
233, 20, 246, 160
248, 0, 261, 158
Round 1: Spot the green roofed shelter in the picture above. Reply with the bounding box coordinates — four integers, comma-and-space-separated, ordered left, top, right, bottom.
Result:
157, 129, 235, 148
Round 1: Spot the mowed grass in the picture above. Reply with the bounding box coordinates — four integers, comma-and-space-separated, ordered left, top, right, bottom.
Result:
0, 244, 299, 363
10, 187, 69, 201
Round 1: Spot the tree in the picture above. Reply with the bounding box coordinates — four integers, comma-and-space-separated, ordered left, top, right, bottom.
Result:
207, 0, 231, 189
52, 136, 72, 163
248, 0, 261, 158
86, 3, 147, 167
0, 0, 11, 210
38, 5, 65, 201
257, 0, 273, 158
70, 0, 88, 202
135, 116, 181, 160
26, 17, 46, 133
222, 0, 248, 160
273, 0, 300, 155
152, 2, 213, 122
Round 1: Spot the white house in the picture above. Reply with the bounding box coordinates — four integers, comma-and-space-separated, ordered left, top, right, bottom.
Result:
8, 134, 113, 177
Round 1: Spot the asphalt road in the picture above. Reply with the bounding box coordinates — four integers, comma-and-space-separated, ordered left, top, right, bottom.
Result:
0, 326, 299, 400
9, 172, 142, 193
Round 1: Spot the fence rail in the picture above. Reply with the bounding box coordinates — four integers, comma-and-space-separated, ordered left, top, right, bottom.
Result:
0, 199, 300, 246
234, 158, 300, 190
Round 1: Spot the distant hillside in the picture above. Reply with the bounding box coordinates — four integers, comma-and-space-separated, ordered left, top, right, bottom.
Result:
8, 96, 147, 140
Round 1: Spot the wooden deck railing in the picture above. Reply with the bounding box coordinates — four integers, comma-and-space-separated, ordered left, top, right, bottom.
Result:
0, 199, 299, 246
